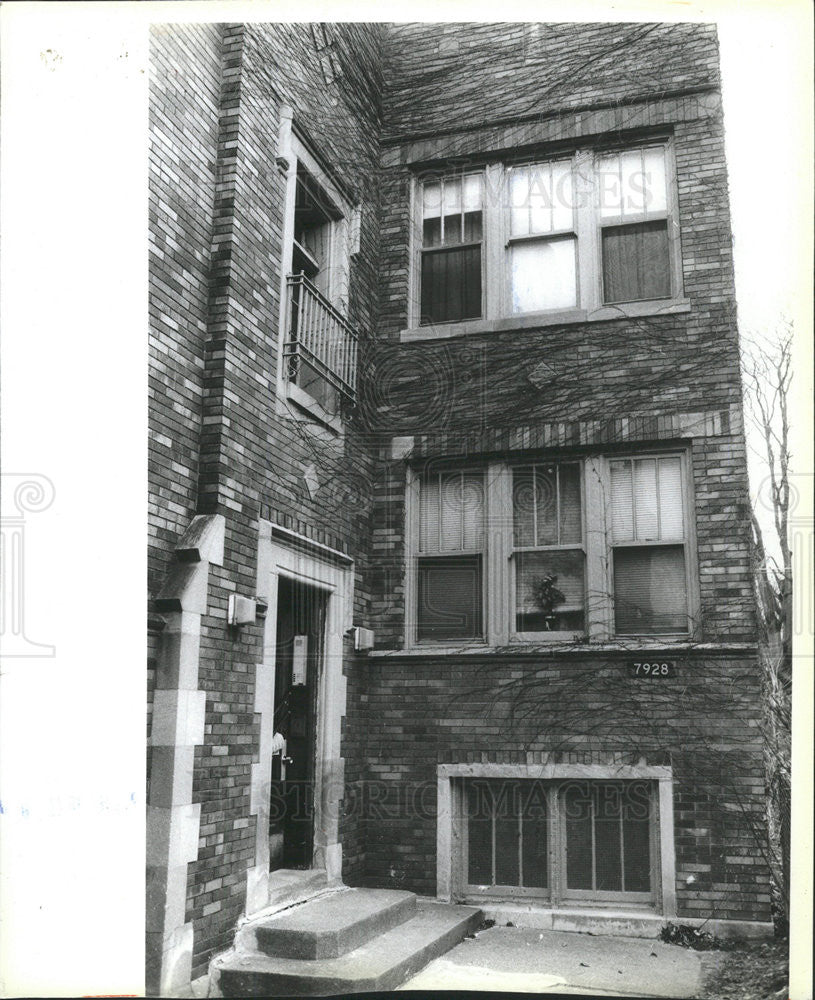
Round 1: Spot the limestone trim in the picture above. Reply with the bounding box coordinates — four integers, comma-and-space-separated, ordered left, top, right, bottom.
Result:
436, 761, 676, 919
147, 514, 225, 997
246, 520, 354, 915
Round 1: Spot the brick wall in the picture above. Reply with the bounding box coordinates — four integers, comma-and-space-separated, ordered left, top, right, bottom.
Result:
382, 22, 720, 141
366, 21, 754, 649
354, 649, 771, 923
147, 22, 384, 978
148, 23, 223, 597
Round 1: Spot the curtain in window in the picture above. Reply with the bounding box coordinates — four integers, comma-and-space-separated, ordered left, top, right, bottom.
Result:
421, 246, 482, 323
610, 457, 684, 542
511, 237, 577, 313
417, 555, 482, 640
613, 545, 688, 634
602, 221, 670, 303
420, 472, 484, 553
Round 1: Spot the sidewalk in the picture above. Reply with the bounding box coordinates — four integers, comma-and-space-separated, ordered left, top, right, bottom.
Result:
399, 925, 715, 997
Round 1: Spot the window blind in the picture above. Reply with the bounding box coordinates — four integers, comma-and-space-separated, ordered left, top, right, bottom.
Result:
602, 221, 670, 303
417, 555, 482, 640
613, 545, 688, 634
513, 464, 582, 547
419, 472, 485, 553
610, 457, 684, 543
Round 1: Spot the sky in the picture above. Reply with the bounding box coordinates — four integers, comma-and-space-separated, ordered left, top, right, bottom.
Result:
0, 2, 812, 996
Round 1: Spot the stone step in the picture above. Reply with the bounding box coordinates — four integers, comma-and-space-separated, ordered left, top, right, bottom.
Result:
266, 869, 329, 912
255, 888, 417, 960
214, 900, 483, 997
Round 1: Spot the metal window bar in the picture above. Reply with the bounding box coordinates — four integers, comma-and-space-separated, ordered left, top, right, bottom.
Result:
284, 272, 359, 400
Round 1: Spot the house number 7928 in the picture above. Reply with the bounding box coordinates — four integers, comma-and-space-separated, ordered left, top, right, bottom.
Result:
627, 661, 677, 678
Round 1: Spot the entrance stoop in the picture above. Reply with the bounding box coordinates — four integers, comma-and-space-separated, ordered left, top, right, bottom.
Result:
210, 888, 482, 996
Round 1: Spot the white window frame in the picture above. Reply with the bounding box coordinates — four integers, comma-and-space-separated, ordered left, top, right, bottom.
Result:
275, 129, 357, 429
406, 139, 683, 337
404, 449, 697, 649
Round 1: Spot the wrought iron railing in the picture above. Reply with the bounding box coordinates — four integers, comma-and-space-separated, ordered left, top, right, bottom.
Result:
283, 273, 359, 401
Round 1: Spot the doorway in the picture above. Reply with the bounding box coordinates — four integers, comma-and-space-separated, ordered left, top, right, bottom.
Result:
269, 576, 327, 871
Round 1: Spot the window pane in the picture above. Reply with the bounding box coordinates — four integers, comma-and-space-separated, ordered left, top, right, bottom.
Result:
421, 246, 482, 324
564, 783, 593, 890
602, 221, 670, 303
621, 149, 645, 215
494, 783, 520, 886
551, 161, 574, 232
559, 464, 582, 543
417, 555, 482, 640
610, 461, 634, 542
419, 476, 439, 552
467, 782, 493, 884
535, 466, 558, 545
613, 545, 688, 634
463, 173, 483, 212
658, 457, 684, 539
509, 166, 530, 237
423, 217, 441, 247
521, 783, 548, 888
622, 783, 652, 892
422, 181, 441, 248
515, 550, 585, 633
512, 467, 536, 548
594, 784, 622, 891
642, 147, 667, 214
634, 459, 659, 540
511, 237, 577, 313
597, 154, 621, 219
461, 473, 485, 549
528, 164, 552, 234
440, 473, 463, 550
442, 178, 462, 245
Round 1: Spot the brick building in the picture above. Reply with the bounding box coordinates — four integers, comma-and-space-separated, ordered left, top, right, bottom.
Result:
147, 21, 771, 995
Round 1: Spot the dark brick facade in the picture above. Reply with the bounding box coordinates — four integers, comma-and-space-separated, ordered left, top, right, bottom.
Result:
148, 21, 769, 989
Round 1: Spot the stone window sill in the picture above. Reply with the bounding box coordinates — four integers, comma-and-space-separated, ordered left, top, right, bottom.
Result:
399, 298, 691, 343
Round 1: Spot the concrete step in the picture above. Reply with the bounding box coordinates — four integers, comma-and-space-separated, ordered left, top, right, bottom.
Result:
214, 900, 483, 997
254, 887, 417, 960
266, 868, 328, 911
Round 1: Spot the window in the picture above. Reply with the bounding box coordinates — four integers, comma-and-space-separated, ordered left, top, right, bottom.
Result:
609, 456, 688, 635
512, 463, 585, 633
407, 452, 694, 646
416, 470, 485, 640
508, 160, 577, 313
597, 148, 671, 303
411, 142, 680, 331
277, 130, 360, 422
460, 778, 657, 905
420, 174, 484, 324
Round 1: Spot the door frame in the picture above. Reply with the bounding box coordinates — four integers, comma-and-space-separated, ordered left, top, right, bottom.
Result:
247, 521, 353, 914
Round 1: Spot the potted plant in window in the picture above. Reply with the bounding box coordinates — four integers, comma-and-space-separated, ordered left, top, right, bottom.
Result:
531, 574, 566, 631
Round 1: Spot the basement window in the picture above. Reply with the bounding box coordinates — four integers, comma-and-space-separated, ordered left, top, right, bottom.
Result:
460, 778, 658, 906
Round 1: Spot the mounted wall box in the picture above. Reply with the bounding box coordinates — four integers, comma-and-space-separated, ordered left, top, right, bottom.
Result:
227, 594, 257, 626
292, 635, 308, 685
353, 626, 375, 651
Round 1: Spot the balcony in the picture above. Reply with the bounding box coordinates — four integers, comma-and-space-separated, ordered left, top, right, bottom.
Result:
283, 273, 359, 404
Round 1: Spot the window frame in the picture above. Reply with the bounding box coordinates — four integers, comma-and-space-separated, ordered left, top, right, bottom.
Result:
510, 461, 588, 642
404, 449, 697, 649
407, 139, 683, 337
604, 450, 696, 639
449, 771, 667, 911
275, 129, 359, 429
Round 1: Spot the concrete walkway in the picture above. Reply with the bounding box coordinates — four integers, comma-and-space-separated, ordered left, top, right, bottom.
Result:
399, 925, 713, 997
